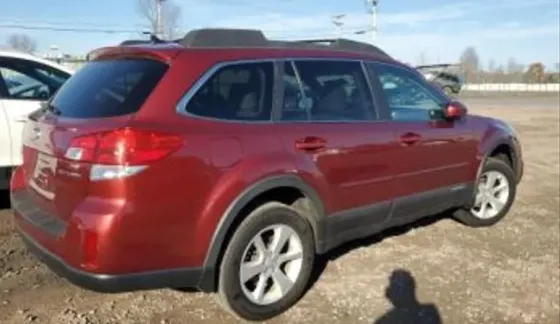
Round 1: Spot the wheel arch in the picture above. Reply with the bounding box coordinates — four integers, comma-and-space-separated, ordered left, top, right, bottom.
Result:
197, 174, 326, 292
477, 137, 518, 180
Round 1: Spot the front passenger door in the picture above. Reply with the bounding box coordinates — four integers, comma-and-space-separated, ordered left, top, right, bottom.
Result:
367, 62, 477, 219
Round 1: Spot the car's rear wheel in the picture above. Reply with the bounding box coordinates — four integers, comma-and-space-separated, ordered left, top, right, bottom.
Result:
217, 202, 315, 321
454, 157, 517, 227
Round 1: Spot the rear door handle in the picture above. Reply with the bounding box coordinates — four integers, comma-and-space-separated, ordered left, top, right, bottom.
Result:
399, 132, 422, 146
295, 136, 327, 151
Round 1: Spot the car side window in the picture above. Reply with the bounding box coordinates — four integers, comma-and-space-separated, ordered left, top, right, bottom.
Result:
280, 60, 376, 122
368, 62, 447, 122
280, 62, 310, 121
185, 62, 274, 121
0, 58, 70, 101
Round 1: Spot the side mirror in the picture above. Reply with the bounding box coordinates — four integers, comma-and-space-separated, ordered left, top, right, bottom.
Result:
443, 101, 468, 120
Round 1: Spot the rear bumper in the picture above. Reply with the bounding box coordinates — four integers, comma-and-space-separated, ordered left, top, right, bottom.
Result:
17, 226, 204, 293
10, 164, 208, 293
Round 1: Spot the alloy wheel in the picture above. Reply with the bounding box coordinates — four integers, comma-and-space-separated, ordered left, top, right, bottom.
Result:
471, 170, 510, 219
239, 224, 304, 305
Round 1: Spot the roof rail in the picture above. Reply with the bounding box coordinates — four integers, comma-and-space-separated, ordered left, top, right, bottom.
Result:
416, 63, 460, 69
295, 38, 391, 58
120, 33, 175, 46
120, 40, 153, 46
117, 28, 392, 59
180, 28, 268, 48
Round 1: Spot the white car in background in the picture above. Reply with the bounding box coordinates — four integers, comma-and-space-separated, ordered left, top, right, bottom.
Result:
0, 50, 74, 189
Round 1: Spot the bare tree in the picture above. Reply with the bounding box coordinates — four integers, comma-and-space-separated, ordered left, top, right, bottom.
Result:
494, 65, 506, 83
487, 59, 497, 72
162, 3, 182, 39
506, 58, 525, 83
459, 46, 480, 83
506, 58, 524, 74
137, 0, 182, 40
486, 59, 497, 82
7, 33, 37, 53
551, 63, 560, 83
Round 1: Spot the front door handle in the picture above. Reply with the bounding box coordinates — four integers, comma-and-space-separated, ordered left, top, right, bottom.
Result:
399, 132, 422, 146
295, 136, 327, 151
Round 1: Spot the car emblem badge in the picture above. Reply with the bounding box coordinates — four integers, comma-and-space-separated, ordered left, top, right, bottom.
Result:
31, 127, 41, 141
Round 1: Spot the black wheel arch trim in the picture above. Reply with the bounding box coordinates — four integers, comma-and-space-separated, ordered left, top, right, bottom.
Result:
197, 174, 326, 292
478, 137, 520, 181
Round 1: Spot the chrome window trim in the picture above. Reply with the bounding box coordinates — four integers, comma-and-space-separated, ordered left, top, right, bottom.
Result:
280, 59, 380, 123
175, 59, 277, 124
174, 57, 404, 124
286, 60, 311, 121
274, 57, 386, 125
360, 60, 380, 120
365, 61, 449, 122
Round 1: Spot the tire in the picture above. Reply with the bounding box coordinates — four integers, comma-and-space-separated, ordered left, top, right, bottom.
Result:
454, 157, 517, 227
216, 202, 315, 321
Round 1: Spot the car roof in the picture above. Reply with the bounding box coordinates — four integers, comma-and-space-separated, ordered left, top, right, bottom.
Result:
90, 28, 401, 65
0, 50, 75, 75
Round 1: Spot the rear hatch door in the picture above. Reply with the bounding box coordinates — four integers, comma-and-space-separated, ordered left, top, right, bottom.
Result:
21, 58, 169, 224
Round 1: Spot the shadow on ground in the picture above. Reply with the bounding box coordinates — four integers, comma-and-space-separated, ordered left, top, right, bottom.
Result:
175, 211, 450, 322
308, 212, 448, 289
372, 269, 442, 324
307, 213, 448, 323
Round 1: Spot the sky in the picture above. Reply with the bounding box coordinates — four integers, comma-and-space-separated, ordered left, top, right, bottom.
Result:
1, 0, 559, 69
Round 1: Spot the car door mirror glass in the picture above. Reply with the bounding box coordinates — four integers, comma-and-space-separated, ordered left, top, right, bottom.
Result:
443, 101, 468, 120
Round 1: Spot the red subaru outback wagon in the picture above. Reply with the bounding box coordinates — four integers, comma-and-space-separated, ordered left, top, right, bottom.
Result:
10, 29, 523, 321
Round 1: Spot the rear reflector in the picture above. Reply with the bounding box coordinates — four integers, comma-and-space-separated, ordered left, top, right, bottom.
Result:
65, 128, 182, 165
90, 165, 147, 181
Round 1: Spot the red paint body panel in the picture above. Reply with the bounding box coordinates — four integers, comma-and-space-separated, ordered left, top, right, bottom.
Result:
11, 44, 523, 279
277, 122, 399, 213
390, 119, 478, 196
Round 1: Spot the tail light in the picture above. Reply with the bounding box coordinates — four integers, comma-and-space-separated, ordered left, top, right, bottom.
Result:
65, 128, 182, 165
65, 128, 182, 181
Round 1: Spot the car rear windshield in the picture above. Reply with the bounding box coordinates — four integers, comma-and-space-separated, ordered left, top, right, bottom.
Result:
49, 58, 168, 118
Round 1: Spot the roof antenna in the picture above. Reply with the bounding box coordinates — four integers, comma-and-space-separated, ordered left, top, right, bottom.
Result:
142, 31, 165, 44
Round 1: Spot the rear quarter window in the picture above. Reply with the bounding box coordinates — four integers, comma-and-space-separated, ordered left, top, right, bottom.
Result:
49, 59, 168, 118
183, 62, 274, 122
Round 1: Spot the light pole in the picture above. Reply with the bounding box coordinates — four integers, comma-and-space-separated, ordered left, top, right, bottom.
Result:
155, 0, 166, 38
365, 0, 379, 43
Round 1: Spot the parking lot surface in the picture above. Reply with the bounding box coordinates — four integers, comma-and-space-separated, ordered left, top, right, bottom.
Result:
1, 94, 559, 324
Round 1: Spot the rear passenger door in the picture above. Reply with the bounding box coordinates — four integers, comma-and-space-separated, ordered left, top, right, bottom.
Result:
275, 59, 399, 221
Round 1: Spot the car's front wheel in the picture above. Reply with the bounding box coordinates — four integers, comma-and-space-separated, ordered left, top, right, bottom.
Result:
454, 157, 517, 227
217, 202, 315, 321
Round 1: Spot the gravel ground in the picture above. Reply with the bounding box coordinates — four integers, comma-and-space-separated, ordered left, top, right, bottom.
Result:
0, 94, 559, 324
